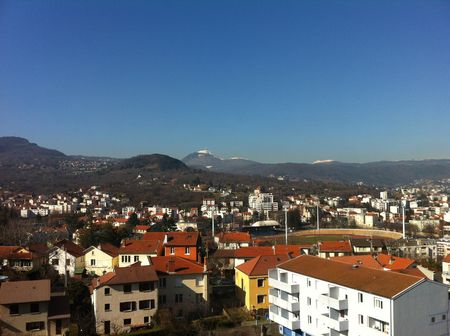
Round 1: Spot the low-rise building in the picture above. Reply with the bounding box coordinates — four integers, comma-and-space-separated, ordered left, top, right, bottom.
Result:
143, 232, 202, 262
317, 240, 352, 258
0, 279, 70, 336
84, 243, 119, 276
90, 264, 159, 335
48, 239, 85, 277
215, 232, 252, 250
118, 240, 163, 267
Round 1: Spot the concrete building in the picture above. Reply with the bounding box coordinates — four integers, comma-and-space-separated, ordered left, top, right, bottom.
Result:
268, 255, 450, 336
0, 280, 70, 336
248, 188, 279, 214
90, 264, 159, 335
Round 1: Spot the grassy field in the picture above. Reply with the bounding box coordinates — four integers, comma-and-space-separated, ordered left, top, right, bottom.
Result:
266, 234, 352, 245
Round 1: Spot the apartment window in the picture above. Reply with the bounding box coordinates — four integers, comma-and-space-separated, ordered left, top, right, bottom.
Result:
359, 314, 364, 325
257, 278, 265, 287
144, 316, 150, 324
175, 294, 183, 303
150, 299, 155, 309
374, 298, 383, 309
307, 278, 311, 287
431, 317, 436, 323
159, 295, 166, 305
9, 304, 19, 315
104, 287, 111, 296
123, 284, 132, 293
139, 282, 153, 292
159, 277, 166, 288
175, 278, 182, 287
185, 247, 190, 255
90, 259, 96, 266
139, 300, 150, 310
257, 295, 265, 304
104, 303, 110, 311
121, 255, 131, 263
134, 256, 139, 262
52, 259, 59, 265
308, 315, 312, 324
30, 303, 39, 313
358, 292, 363, 303
443, 315, 447, 321
307, 297, 311, 306
170, 247, 175, 255
119, 301, 136, 312
66, 259, 71, 266
123, 318, 131, 326
26, 321, 45, 331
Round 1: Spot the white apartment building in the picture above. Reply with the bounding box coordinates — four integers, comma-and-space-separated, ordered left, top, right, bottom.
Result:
248, 188, 279, 214
269, 255, 450, 336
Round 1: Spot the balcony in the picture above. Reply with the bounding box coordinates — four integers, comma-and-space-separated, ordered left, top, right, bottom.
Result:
268, 271, 299, 294
269, 307, 301, 331
320, 311, 349, 332
319, 293, 348, 311
269, 295, 300, 312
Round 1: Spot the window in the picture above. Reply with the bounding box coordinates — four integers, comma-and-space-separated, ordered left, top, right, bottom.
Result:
175, 294, 183, 303
9, 304, 19, 315
104, 287, 111, 296
443, 315, 447, 320
307, 297, 311, 306
123, 284, 132, 293
26, 321, 45, 331
159, 295, 166, 305
359, 314, 364, 325
257, 295, 265, 304
257, 278, 265, 287
105, 303, 110, 311
121, 255, 131, 263
358, 293, 363, 303
144, 316, 150, 324
159, 277, 166, 288
185, 247, 190, 255
170, 247, 175, 255
308, 315, 312, 324
66, 259, 71, 266
139, 282, 153, 292
431, 317, 436, 323
134, 255, 139, 262
374, 298, 383, 309
119, 302, 136, 312
307, 278, 311, 287
123, 318, 131, 326
90, 259, 96, 266
139, 300, 150, 310
150, 299, 155, 309
30, 303, 39, 313
52, 259, 59, 265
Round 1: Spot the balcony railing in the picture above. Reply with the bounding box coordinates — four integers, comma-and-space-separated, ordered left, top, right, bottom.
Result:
269, 308, 301, 331
319, 293, 348, 310
268, 277, 299, 294
320, 313, 349, 332
268, 292, 300, 312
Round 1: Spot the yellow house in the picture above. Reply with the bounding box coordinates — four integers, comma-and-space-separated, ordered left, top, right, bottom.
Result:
235, 254, 289, 311
83, 243, 119, 276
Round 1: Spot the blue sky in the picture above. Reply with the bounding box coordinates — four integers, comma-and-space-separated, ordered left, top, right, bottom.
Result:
1, 0, 449, 163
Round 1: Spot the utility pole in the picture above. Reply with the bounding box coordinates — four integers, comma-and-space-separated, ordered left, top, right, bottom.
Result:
211, 206, 215, 238
316, 203, 320, 231
402, 205, 406, 239
283, 204, 288, 246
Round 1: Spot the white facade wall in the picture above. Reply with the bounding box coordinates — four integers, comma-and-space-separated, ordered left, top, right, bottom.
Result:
48, 247, 77, 277
118, 253, 156, 268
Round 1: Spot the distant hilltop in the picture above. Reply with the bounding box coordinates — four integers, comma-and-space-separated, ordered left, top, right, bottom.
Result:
0, 137, 449, 187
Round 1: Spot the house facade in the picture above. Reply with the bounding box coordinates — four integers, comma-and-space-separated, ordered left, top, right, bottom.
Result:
84, 243, 119, 276
48, 239, 85, 277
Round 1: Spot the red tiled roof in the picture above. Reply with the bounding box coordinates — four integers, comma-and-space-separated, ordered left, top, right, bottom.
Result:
0, 246, 20, 258
318, 241, 352, 253
92, 264, 158, 289
0, 279, 50, 304
331, 255, 384, 270
143, 232, 199, 247
135, 225, 150, 231
99, 243, 119, 257
217, 232, 252, 243
214, 245, 308, 259
0, 246, 35, 260
119, 240, 163, 255
150, 256, 204, 275
236, 254, 290, 276
376, 254, 415, 270
278, 255, 424, 299
443, 254, 450, 263
54, 239, 84, 258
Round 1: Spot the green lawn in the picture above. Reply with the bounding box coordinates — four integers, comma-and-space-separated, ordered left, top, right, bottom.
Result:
267, 234, 354, 245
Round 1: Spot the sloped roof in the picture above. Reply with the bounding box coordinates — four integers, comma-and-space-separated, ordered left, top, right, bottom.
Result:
214, 245, 308, 259
99, 243, 119, 257
376, 254, 415, 270
318, 241, 352, 253
0, 279, 50, 304
217, 232, 252, 243
93, 264, 158, 289
236, 254, 290, 276
443, 254, 450, 263
331, 255, 384, 270
54, 239, 84, 257
119, 240, 163, 255
278, 255, 423, 299
143, 231, 199, 246
150, 256, 204, 275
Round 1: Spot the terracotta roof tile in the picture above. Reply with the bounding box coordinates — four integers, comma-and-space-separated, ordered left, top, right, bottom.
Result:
143, 232, 199, 247
93, 264, 158, 289
318, 241, 352, 253
376, 254, 415, 270
0, 279, 50, 304
217, 232, 252, 243
278, 255, 423, 299
119, 240, 163, 255
150, 256, 204, 275
236, 254, 290, 276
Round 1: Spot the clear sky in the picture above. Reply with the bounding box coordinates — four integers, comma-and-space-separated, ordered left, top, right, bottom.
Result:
1, 0, 449, 163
